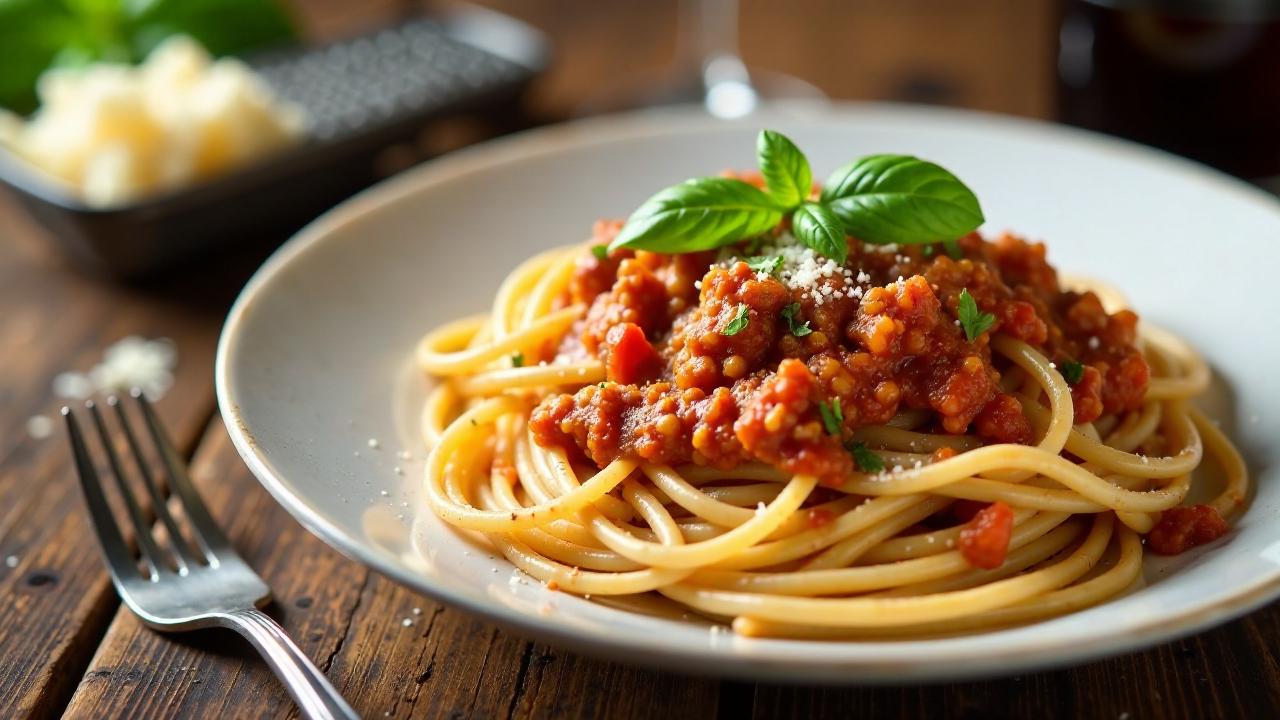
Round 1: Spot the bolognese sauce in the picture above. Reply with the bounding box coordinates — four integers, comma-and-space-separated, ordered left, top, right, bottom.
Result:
530, 219, 1150, 487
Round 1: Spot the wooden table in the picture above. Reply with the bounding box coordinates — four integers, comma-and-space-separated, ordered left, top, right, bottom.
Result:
3, 1, 1278, 718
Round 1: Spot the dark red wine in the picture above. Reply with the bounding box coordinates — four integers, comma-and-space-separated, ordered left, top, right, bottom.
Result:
1057, 0, 1280, 184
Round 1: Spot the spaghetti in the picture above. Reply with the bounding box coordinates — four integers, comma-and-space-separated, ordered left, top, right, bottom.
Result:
415, 185, 1247, 640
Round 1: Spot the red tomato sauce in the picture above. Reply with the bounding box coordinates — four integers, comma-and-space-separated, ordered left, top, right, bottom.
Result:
530, 221, 1150, 486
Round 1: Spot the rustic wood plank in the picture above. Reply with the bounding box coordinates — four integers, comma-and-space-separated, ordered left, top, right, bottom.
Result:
0, 198, 231, 719
61, 425, 370, 720
507, 643, 723, 720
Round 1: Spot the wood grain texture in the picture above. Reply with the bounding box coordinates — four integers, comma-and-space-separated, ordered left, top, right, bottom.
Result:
0, 194, 229, 720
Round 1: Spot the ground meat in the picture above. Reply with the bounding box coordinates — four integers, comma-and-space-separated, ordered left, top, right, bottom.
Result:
1146, 505, 1229, 555
532, 224, 1148, 481
666, 262, 790, 391
568, 220, 627, 305
735, 359, 852, 483
578, 258, 672, 356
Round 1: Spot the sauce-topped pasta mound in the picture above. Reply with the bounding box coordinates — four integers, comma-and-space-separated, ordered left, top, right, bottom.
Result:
416, 131, 1247, 638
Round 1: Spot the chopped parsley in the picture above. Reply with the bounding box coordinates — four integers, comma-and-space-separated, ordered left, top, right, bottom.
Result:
591, 244, 609, 260
780, 302, 812, 337
1059, 359, 1085, 385
818, 400, 844, 436
847, 441, 885, 473
956, 288, 996, 343
745, 255, 783, 276
511, 352, 525, 368
723, 304, 750, 336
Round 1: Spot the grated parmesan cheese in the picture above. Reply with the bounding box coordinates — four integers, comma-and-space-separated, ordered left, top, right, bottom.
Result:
722, 232, 870, 307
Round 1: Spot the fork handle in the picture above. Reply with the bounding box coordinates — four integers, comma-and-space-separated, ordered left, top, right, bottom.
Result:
218, 608, 360, 720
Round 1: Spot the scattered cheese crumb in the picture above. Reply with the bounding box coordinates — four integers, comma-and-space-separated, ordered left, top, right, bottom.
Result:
721, 232, 865, 307
26, 415, 53, 440
412, 607, 422, 615
397, 450, 412, 460
379, 490, 389, 497
4, 556, 17, 568
401, 618, 414, 627
755, 501, 766, 515
393, 466, 403, 475
51, 336, 178, 400
53, 372, 94, 400
1088, 336, 1101, 350
367, 438, 380, 449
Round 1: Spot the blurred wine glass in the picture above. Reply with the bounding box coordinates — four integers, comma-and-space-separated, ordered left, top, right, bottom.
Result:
578, 0, 825, 118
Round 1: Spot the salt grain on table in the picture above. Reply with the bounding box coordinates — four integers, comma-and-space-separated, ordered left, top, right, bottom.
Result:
25, 415, 53, 440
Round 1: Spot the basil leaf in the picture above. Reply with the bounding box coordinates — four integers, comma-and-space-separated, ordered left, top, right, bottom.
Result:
745, 255, 782, 276
818, 400, 844, 436
780, 302, 812, 337
956, 288, 996, 342
511, 352, 525, 368
1059, 359, 1085, 385
792, 202, 847, 264
723, 304, 750, 336
847, 441, 885, 473
610, 178, 783, 253
757, 129, 811, 209
821, 154, 984, 245
590, 244, 609, 260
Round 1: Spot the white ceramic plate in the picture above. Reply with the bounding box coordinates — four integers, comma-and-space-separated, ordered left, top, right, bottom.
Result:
217, 104, 1280, 683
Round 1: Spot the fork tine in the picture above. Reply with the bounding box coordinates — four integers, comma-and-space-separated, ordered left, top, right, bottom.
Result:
133, 390, 233, 559
109, 395, 203, 570
85, 401, 165, 579
63, 406, 142, 581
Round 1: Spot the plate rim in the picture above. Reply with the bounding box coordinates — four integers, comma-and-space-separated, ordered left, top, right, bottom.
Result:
215, 101, 1280, 683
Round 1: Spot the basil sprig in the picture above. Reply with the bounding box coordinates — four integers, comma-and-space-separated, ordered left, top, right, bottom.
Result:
609, 130, 984, 262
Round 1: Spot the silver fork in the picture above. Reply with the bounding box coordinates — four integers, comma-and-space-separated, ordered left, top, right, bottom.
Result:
63, 391, 359, 720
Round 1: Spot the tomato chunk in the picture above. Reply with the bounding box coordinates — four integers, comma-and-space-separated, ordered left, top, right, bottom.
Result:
959, 501, 1014, 569
604, 323, 663, 384
1146, 505, 1228, 555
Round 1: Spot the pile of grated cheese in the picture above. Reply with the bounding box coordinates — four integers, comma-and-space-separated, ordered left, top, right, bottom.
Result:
719, 232, 876, 306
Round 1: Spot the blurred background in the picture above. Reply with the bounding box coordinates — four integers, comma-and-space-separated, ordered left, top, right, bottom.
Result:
1, 0, 1277, 281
